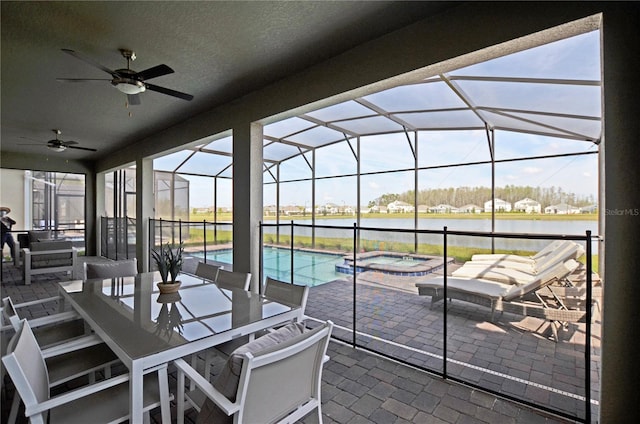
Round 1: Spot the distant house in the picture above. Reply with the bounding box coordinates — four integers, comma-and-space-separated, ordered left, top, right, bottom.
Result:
545, 203, 581, 214
282, 205, 299, 215
193, 207, 211, 214
430, 204, 458, 214
580, 204, 598, 213
387, 200, 414, 213
317, 203, 339, 215
263, 205, 278, 216
514, 198, 541, 213
459, 204, 482, 213
484, 198, 512, 212
417, 204, 429, 213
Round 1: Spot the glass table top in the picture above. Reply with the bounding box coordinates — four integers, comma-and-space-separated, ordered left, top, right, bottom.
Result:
58, 272, 295, 360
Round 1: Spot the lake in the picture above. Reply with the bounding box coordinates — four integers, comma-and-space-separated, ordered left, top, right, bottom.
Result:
264, 217, 599, 252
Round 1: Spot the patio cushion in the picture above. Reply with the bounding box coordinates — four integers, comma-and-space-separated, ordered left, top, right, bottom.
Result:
28, 241, 73, 269
198, 322, 321, 424
85, 259, 137, 279
28, 230, 52, 243
417, 277, 513, 300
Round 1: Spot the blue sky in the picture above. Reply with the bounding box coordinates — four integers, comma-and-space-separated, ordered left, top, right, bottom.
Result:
157, 30, 601, 209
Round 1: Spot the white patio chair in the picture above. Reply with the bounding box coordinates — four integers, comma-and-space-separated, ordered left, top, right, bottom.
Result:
195, 262, 221, 282
175, 320, 333, 424
3, 319, 120, 424
2, 319, 171, 424
201, 277, 308, 379
1, 296, 97, 352
216, 268, 251, 291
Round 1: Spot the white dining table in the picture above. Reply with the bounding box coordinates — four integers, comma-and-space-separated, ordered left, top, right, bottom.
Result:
58, 271, 302, 423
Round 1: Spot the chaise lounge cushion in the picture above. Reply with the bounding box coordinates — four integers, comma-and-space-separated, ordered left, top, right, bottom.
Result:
416, 277, 514, 300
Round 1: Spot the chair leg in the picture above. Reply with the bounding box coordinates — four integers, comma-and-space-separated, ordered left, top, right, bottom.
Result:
8, 391, 20, 424
158, 365, 171, 424
177, 368, 186, 424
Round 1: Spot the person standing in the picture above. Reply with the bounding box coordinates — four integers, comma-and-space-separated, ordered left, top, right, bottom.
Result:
0, 206, 16, 262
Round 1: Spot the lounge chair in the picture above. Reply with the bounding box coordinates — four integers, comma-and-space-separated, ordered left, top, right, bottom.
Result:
416, 259, 589, 341
469, 239, 568, 264
452, 241, 584, 285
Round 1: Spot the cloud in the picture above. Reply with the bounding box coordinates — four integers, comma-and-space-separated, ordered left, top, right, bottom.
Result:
522, 166, 543, 175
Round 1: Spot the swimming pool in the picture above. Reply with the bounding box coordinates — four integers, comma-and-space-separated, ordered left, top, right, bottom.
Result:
195, 247, 345, 287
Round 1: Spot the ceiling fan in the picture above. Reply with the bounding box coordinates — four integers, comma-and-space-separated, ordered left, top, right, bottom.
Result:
20, 129, 97, 152
57, 48, 194, 105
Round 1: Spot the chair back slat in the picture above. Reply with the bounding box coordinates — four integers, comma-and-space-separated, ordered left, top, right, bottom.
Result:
216, 269, 251, 291
1, 297, 20, 329
2, 320, 50, 410
264, 277, 309, 314
195, 262, 221, 282
237, 321, 332, 424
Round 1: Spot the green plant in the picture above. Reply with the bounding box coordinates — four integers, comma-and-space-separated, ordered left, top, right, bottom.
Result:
151, 242, 184, 283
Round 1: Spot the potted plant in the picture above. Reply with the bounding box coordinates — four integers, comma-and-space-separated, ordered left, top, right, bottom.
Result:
152, 242, 184, 293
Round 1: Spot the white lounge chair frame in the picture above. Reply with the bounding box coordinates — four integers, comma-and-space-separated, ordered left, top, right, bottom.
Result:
417, 259, 590, 341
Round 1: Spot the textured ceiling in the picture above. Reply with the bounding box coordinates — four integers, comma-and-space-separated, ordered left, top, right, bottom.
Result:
1, 1, 459, 160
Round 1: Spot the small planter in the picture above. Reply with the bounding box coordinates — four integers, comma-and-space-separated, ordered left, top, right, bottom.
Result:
152, 242, 184, 290
157, 281, 182, 294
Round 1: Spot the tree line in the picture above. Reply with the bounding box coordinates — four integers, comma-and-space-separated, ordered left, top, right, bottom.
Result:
372, 185, 596, 208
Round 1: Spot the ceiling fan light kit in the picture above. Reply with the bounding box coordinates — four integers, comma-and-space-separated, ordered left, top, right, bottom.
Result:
47, 144, 66, 152
113, 78, 146, 95
58, 48, 193, 103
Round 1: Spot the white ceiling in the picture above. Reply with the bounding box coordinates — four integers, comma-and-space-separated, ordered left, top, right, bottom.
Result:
1, 1, 458, 160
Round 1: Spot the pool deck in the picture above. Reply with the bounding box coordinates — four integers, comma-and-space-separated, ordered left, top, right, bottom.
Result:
1, 258, 596, 423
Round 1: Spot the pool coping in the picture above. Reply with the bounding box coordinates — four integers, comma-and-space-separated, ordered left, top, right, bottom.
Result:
337, 251, 455, 277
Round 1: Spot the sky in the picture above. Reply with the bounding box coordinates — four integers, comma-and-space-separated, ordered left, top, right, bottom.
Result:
154, 30, 601, 209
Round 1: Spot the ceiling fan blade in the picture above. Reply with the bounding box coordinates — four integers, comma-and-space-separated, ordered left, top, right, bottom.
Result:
61, 49, 119, 77
19, 136, 43, 143
62, 140, 79, 146
57, 78, 111, 83
66, 145, 98, 152
127, 94, 141, 105
137, 64, 174, 80
145, 83, 194, 101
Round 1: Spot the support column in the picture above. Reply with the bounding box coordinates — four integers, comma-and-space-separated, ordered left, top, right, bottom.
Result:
601, 7, 640, 422
233, 123, 263, 292
136, 158, 154, 273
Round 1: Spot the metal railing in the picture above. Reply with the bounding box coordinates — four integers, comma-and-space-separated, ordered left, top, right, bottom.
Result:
143, 217, 599, 422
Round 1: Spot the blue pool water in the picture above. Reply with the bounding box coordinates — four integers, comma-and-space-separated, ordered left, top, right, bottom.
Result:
197, 248, 344, 287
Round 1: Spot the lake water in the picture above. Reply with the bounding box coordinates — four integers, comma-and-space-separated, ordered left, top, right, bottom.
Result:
264, 217, 599, 252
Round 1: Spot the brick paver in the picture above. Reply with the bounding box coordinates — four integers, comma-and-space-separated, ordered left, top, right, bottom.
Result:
1, 261, 583, 423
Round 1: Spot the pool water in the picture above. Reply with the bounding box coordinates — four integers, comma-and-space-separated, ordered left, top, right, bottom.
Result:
197, 248, 344, 287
